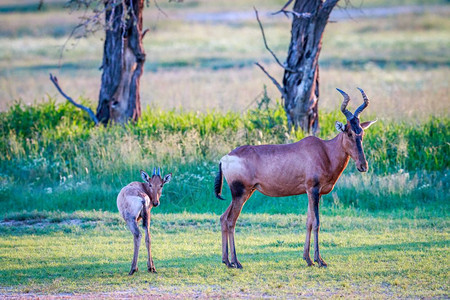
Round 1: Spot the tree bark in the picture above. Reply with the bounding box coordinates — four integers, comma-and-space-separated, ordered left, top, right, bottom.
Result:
282, 0, 338, 135
96, 0, 146, 125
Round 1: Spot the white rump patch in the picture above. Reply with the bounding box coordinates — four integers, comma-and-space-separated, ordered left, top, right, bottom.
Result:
220, 155, 245, 178
118, 195, 147, 219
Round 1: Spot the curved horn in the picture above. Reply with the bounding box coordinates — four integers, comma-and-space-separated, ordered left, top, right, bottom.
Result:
157, 167, 161, 176
354, 87, 369, 118
152, 167, 157, 176
336, 88, 354, 120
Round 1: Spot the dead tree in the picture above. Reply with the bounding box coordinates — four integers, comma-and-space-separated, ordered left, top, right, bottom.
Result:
256, 0, 339, 135
97, 0, 146, 125
49, 0, 150, 125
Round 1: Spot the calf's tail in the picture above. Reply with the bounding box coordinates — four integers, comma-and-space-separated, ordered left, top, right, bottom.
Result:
141, 199, 149, 228
214, 162, 225, 200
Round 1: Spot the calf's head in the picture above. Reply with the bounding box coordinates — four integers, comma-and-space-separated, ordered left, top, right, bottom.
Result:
141, 168, 172, 207
335, 88, 377, 172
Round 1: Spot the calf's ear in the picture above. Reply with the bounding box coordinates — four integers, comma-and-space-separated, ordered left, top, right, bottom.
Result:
163, 173, 172, 184
141, 170, 150, 183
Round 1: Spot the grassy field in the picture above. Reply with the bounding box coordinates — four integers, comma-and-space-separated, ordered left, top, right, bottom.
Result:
0, 0, 449, 298
0, 211, 448, 298
0, 101, 448, 297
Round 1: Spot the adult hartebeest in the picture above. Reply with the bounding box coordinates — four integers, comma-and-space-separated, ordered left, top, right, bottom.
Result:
117, 168, 172, 275
215, 88, 376, 268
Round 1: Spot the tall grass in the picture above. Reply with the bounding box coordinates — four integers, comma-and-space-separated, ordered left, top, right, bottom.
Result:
0, 98, 448, 214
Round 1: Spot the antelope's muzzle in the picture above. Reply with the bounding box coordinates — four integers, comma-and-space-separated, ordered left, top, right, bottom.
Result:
357, 162, 368, 172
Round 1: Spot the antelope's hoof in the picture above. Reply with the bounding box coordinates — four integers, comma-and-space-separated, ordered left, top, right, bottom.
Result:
230, 261, 243, 269
148, 267, 157, 273
222, 259, 232, 268
304, 256, 315, 267
315, 258, 328, 268
128, 267, 138, 275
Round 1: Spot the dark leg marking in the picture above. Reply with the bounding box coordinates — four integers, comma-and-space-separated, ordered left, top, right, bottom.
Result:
230, 180, 245, 198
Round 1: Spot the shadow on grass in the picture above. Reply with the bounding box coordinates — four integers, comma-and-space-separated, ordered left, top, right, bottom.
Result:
258, 240, 449, 255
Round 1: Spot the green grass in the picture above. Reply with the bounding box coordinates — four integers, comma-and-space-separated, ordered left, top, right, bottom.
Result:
0, 211, 448, 297
0, 1, 448, 297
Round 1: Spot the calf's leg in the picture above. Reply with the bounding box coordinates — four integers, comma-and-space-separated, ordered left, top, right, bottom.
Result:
126, 218, 142, 275
143, 213, 156, 273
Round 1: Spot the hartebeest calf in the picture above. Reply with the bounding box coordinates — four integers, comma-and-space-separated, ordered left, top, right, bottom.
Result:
117, 168, 172, 275
215, 88, 376, 268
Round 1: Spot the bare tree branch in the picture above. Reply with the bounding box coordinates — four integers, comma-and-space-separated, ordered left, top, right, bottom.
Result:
254, 7, 297, 73
153, 0, 168, 17
58, 1, 112, 66
321, 0, 340, 16
276, 10, 312, 18
272, 0, 294, 16
49, 73, 99, 125
272, 0, 311, 19
142, 28, 150, 39
255, 63, 284, 97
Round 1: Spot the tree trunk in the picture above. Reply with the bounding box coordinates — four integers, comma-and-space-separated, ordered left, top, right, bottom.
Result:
282, 0, 338, 135
96, 0, 146, 125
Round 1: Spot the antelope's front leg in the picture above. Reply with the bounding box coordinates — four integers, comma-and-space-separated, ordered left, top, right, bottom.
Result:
303, 206, 314, 266
311, 192, 327, 268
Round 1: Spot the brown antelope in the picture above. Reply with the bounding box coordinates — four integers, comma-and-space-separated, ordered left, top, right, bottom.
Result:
215, 88, 376, 268
117, 168, 172, 275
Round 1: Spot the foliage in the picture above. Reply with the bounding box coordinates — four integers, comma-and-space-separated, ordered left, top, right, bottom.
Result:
0, 99, 448, 214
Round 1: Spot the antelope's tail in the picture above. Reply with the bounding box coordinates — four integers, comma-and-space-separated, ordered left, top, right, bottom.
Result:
214, 162, 225, 200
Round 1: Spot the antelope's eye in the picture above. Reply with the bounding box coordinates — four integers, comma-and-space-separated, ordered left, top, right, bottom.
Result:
149, 184, 153, 188
160, 184, 163, 188
348, 133, 353, 138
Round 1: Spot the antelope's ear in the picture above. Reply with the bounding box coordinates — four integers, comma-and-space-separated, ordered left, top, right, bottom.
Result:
361, 119, 377, 130
335, 121, 346, 133
141, 170, 150, 183
163, 173, 172, 184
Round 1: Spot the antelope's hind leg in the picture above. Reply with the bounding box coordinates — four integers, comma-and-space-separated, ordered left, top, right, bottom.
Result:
126, 217, 142, 275
220, 205, 232, 267
221, 181, 254, 269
